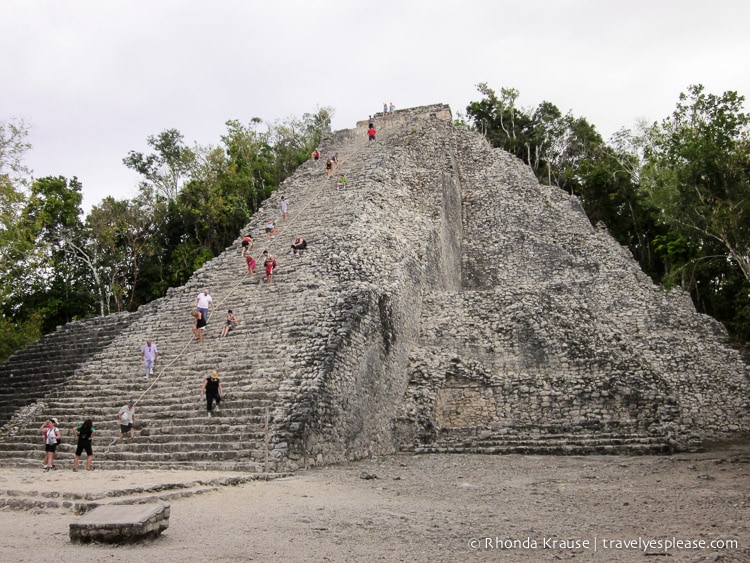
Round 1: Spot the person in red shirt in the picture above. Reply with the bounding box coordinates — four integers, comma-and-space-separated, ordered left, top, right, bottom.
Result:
262, 250, 277, 284
241, 234, 253, 256
367, 126, 376, 142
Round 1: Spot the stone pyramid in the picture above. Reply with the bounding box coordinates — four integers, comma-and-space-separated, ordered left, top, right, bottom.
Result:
0, 104, 747, 471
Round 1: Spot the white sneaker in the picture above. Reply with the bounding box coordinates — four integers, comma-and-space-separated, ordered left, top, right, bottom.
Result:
150, 368, 154, 375
207, 412, 212, 418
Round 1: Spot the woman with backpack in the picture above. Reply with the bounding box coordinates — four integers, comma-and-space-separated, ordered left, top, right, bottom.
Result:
72, 419, 96, 471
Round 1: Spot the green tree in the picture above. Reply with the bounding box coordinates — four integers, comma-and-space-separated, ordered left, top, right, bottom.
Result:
271, 107, 333, 182
0, 118, 33, 306
12, 176, 96, 331
85, 194, 159, 313
641, 84, 750, 283
0, 311, 43, 363
466, 83, 532, 159
637, 85, 750, 340
123, 129, 197, 201
0, 118, 39, 362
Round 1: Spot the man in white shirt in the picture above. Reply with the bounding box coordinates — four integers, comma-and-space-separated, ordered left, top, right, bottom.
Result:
141, 340, 158, 379
281, 196, 289, 222
194, 290, 214, 324
118, 400, 136, 440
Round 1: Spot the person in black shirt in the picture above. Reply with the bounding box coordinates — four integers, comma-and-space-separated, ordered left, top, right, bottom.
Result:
201, 370, 224, 418
72, 419, 95, 471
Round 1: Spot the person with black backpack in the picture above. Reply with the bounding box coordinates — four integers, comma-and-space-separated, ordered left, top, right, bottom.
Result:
72, 419, 96, 471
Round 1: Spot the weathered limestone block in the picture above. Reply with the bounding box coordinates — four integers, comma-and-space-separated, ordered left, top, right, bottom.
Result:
69, 503, 170, 544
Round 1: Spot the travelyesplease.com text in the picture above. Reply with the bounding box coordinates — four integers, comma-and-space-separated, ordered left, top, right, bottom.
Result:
467, 536, 739, 554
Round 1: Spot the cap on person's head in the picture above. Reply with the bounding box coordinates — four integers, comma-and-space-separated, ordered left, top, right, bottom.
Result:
50, 417, 58, 425
128, 399, 134, 405
210, 370, 218, 379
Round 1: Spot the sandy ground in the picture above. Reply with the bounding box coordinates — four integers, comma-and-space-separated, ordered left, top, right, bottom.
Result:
0, 446, 748, 562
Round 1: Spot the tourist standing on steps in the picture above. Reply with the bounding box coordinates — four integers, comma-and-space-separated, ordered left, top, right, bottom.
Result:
337, 175, 347, 191
325, 158, 333, 178
193, 310, 206, 343
220, 309, 238, 337
241, 233, 254, 256
41, 417, 60, 471
72, 419, 95, 471
245, 253, 257, 277
367, 125, 376, 142
201, 370, 224, 418
194, 289, 214, 324
383, 102, 388, 113
141, 339, 158, 380
311, 148, 320, 161
262, 250, 277, 283
389, 101, 395, 113
265, 220, 277, 241
118, 399, 136, 441
281, 196, 289, 222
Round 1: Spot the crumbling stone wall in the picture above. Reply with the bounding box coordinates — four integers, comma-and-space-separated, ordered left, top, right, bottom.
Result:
396, 120, 749, 452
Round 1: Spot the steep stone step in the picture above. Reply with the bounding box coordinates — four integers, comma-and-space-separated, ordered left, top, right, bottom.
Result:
0, 471, 286, 514
1, 457, 270, 472
0, 485, 221, 514
411, 432, 674, 455
413, 441, 672, 455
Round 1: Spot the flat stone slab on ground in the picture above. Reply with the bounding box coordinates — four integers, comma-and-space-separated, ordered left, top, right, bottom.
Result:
69, 503, 170, 543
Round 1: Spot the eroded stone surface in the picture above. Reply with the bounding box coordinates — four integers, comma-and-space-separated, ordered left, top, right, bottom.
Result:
69, 503, 170, 543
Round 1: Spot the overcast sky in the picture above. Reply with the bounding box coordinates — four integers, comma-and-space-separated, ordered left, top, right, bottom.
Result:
3, 0, 749, 211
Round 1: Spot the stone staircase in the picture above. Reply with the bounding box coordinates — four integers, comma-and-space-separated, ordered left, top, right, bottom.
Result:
0, 191, 345, 470
0, 108, 451, 471
0, 312, 139, 426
